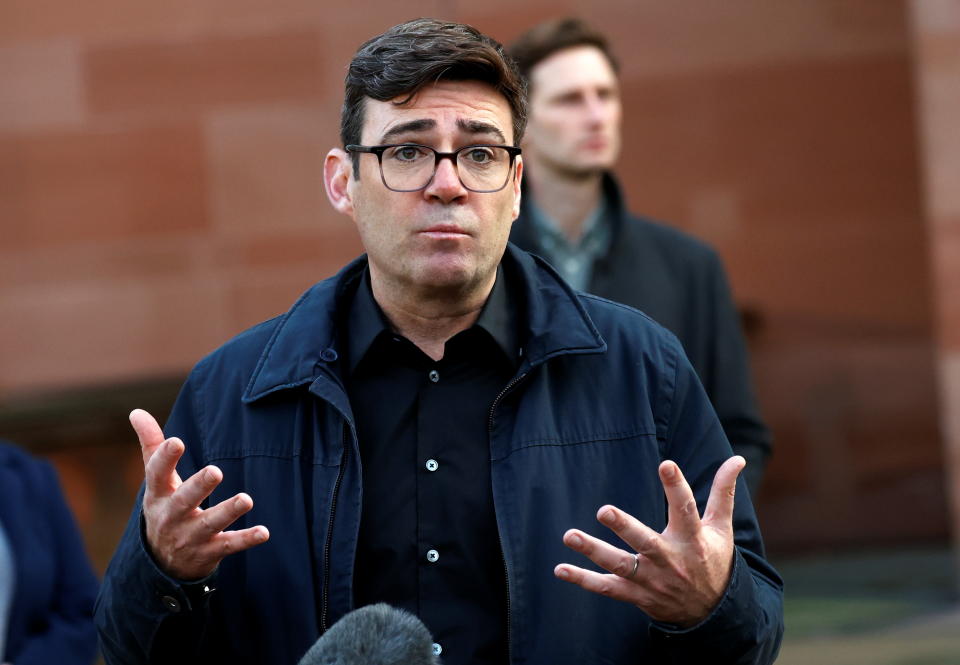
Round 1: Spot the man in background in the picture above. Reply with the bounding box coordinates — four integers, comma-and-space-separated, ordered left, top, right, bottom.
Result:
509, 18, 771, 495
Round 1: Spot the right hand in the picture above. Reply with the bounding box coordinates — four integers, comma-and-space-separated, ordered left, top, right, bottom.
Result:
131, 409, 270, 580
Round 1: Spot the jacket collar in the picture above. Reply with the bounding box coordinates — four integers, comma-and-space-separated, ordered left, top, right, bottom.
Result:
513, 170, 628, 249
242, 256, 366, 403
242, 245, 605, 403
501, 244, 606, 367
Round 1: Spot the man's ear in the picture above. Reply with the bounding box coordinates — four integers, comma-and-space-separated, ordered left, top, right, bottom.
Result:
324, 148, 355, 217
510, 156, 523, 220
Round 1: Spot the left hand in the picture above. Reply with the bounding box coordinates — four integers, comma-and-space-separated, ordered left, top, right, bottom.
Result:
554, 456, 745, 627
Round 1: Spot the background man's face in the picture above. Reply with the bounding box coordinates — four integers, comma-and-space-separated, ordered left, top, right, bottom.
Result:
525, 45, 622, 176
348, 80, 522, 295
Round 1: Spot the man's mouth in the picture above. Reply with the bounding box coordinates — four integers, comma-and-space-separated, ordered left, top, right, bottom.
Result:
582, 137, 609, 150
420, 224, 471, 237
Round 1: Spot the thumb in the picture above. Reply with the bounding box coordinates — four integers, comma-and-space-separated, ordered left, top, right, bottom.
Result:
701, 456, 746, 529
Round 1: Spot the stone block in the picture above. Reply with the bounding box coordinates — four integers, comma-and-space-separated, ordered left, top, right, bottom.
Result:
0, 124, 207, 250
84, 29, 324, 114
0, 275, 230, 395
205, 105, 333, 235
0, 40, 85, 131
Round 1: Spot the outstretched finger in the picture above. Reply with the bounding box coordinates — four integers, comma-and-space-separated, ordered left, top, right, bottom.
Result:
203, 525, 270, 563
659, 461, 701, 538
701, 456, 746, 528
144, 437, 185, 498
594, 506, 669, 565
554, 564, 647, 607
131, 409, 166, 468
193, 492, 255, 536
562, 528, 650, 579
168, 466, 224, 517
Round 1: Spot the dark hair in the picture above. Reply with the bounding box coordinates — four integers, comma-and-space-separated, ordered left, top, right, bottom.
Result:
340, 18, 527, 176
508, 18, 619, 85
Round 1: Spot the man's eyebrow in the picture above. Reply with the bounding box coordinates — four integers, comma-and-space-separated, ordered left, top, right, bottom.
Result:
380, 119, 436, 143
378, 117, 508, 144
457, 118, 507, 143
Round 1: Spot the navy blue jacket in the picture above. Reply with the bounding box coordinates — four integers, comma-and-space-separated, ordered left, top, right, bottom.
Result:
96, 246, 783, 664
0, 441, 99, 665
511, 174, 771, 494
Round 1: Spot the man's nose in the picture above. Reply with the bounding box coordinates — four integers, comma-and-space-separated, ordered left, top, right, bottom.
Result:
585, 94, 609, 123
424, 155, 467, 202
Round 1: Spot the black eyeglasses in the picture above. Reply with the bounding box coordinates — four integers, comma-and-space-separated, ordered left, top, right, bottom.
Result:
346, 143, 522, 193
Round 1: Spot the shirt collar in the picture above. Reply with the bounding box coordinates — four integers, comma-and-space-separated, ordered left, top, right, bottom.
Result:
476, 264, 519, 366
345, 269, 390, 375
345, 265, 519, 375
527, 195, 610, 251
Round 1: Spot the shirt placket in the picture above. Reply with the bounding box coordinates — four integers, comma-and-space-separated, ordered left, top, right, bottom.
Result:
417, 357, 449, 659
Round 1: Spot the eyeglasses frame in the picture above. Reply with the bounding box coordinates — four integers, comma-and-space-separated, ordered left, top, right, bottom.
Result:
345, 143, 522, 193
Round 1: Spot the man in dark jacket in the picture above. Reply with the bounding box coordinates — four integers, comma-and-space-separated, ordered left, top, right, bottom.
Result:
95, 18, 783, 665
508, 19, 771, 495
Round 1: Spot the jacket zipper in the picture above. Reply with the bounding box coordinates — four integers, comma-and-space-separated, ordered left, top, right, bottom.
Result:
488, 370, 528, 665
320, 424, 350, 632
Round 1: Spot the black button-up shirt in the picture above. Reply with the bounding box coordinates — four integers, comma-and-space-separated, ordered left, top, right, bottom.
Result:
345, 268, 518, 665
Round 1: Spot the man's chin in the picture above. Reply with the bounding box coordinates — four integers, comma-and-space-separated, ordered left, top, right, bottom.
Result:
413, 260, 491, 295
557, 164, 609, 180
551, 154, 616, 179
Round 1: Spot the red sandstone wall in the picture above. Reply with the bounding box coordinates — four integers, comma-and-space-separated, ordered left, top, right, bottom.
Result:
0, 0, 946, 565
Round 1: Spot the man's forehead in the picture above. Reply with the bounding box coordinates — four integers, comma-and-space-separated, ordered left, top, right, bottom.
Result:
361, 80, 513, 142
531, 45, 617, 93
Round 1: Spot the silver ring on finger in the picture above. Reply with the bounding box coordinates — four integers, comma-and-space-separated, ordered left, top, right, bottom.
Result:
629, 552, 640, 580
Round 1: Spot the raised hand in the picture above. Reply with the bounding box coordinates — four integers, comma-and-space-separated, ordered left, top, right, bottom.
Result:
131, 409, 269, 580
554, 456, 745, 627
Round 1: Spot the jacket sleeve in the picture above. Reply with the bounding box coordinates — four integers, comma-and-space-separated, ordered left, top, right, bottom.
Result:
698, 251, 771, 496
651, 338, 784, 664
94, 377, 216, 665
14, 461, 99, 665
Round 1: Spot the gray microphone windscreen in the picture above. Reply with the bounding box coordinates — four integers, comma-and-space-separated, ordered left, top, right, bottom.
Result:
297, 603, 439, 665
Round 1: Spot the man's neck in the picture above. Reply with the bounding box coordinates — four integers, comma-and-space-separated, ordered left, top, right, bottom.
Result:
368, 268, 495, 361
526, 165, 605, 244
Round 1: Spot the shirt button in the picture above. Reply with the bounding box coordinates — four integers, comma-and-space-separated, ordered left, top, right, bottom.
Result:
425, 459, 439, 472
432, 642, 443, 656
161, 596, 181, 613
426, 549, 440, 563
428, 369, 439, 383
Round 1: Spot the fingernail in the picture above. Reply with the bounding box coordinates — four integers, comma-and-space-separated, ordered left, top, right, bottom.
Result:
663, 465, 676, 479
600, 509, 615, 524
556, 567, 570, 580
567, 533, 582, 547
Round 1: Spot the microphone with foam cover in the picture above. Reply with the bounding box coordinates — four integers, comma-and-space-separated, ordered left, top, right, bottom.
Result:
297, 603, 440, 665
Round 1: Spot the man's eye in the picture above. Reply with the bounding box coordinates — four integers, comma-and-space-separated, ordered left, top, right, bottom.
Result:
389, 146, 426, 161
464, 148, 494, 164
556, 93, 582, 106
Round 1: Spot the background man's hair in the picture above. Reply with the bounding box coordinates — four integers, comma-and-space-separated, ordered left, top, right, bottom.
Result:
508, 17, 619, 85
340, 18, 527, 177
